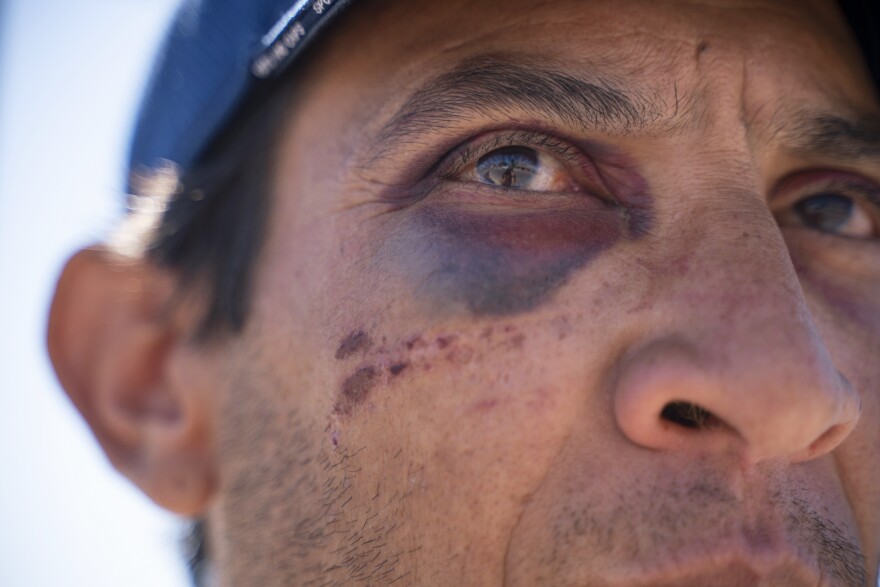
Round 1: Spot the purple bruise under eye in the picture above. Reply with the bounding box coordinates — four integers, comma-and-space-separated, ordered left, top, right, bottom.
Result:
408, 199, 648, 315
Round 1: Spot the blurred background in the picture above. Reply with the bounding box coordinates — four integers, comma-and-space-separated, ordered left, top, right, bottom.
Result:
0, 0, 191, 585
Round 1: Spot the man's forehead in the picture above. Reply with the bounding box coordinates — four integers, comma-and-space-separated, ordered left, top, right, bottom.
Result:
330, 0, 854, 65
129, 0, 878, 180
290, 0, 878, 169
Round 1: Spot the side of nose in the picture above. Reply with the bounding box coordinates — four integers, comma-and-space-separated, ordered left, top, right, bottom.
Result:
613, 207, 861, 465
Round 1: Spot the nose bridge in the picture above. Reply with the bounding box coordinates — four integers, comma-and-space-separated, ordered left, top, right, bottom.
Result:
614, 195, 861, 463
678, 202, 818, 372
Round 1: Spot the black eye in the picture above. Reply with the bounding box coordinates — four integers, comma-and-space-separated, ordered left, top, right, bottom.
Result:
477, 147, 539, 189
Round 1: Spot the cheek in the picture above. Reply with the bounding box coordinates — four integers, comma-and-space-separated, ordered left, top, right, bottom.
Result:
785, 233, 880, 535
388, 200, 644, 316
785, 234, 880, 383
328, 323, 585, 564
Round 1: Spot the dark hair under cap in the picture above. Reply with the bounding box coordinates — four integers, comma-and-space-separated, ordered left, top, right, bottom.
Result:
838, 0, 880, 89
128, 0, 880, 188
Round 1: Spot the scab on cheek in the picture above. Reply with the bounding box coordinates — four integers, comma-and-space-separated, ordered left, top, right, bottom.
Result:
331, 325, 529, 417
334, 366, 379, 416
334, 329, 373, 360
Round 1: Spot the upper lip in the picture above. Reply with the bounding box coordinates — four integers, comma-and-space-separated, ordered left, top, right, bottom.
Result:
542, 453, 868, 587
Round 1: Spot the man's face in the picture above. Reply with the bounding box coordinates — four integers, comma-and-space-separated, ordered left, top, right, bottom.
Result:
199, 0, 880, 584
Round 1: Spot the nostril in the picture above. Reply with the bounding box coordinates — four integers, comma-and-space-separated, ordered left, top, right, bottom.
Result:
660, 401, 722, 430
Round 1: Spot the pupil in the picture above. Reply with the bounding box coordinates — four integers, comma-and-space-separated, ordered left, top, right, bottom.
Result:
794, 194, 853, 232
477, 147, 539, 188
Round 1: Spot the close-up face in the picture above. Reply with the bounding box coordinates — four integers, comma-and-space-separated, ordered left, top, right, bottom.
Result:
50, 0, 880, 585
192, 0, 880, 584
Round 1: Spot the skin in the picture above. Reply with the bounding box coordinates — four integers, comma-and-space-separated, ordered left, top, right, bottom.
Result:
47, 0, 880, 585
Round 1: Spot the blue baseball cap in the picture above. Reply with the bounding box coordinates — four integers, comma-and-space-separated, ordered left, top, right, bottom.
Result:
128, 0, 355, 178
128, 0, 879, 184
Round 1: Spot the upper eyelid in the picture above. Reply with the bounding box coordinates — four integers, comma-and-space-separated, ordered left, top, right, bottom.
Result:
772, 170, 880, 206
799, 179, 880, 209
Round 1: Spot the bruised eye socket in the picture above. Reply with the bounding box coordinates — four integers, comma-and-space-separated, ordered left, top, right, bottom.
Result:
776, 173, 880, 240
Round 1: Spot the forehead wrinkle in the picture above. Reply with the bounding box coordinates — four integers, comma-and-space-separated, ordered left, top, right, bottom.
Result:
691, 47, 879, 167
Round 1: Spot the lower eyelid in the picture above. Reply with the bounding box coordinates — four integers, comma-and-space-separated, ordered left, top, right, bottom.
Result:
432, 180, 602, 209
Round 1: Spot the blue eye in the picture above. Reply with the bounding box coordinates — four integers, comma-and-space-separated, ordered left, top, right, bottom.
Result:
775, 172, 880, 239
788, 190, 877, 238
794, 193, 854, 233
476, 147, 539, 189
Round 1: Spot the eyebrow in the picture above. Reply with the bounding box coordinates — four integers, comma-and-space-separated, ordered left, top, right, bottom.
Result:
371, 55, 880, 166
785, 113, 880, 160
374, 56, 655, 150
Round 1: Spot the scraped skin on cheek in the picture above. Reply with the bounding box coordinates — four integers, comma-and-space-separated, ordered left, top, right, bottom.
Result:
331, 322, 535, 417
334, 329, 373, 359
202, 0, 880, 585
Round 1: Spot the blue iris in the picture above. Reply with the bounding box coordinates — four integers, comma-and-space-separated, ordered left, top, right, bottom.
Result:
794, 193, 854, 233
476, 147, 539, 188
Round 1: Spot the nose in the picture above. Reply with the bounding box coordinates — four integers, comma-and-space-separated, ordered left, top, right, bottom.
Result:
613, 204, 861, 465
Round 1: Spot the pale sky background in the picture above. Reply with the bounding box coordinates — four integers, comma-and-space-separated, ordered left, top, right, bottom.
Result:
0, 1, 190, 585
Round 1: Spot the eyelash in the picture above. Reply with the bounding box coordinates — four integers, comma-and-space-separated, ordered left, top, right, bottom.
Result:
436, 130, 585, 182
823, 180, 880, 208
787, 177, 880, 214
